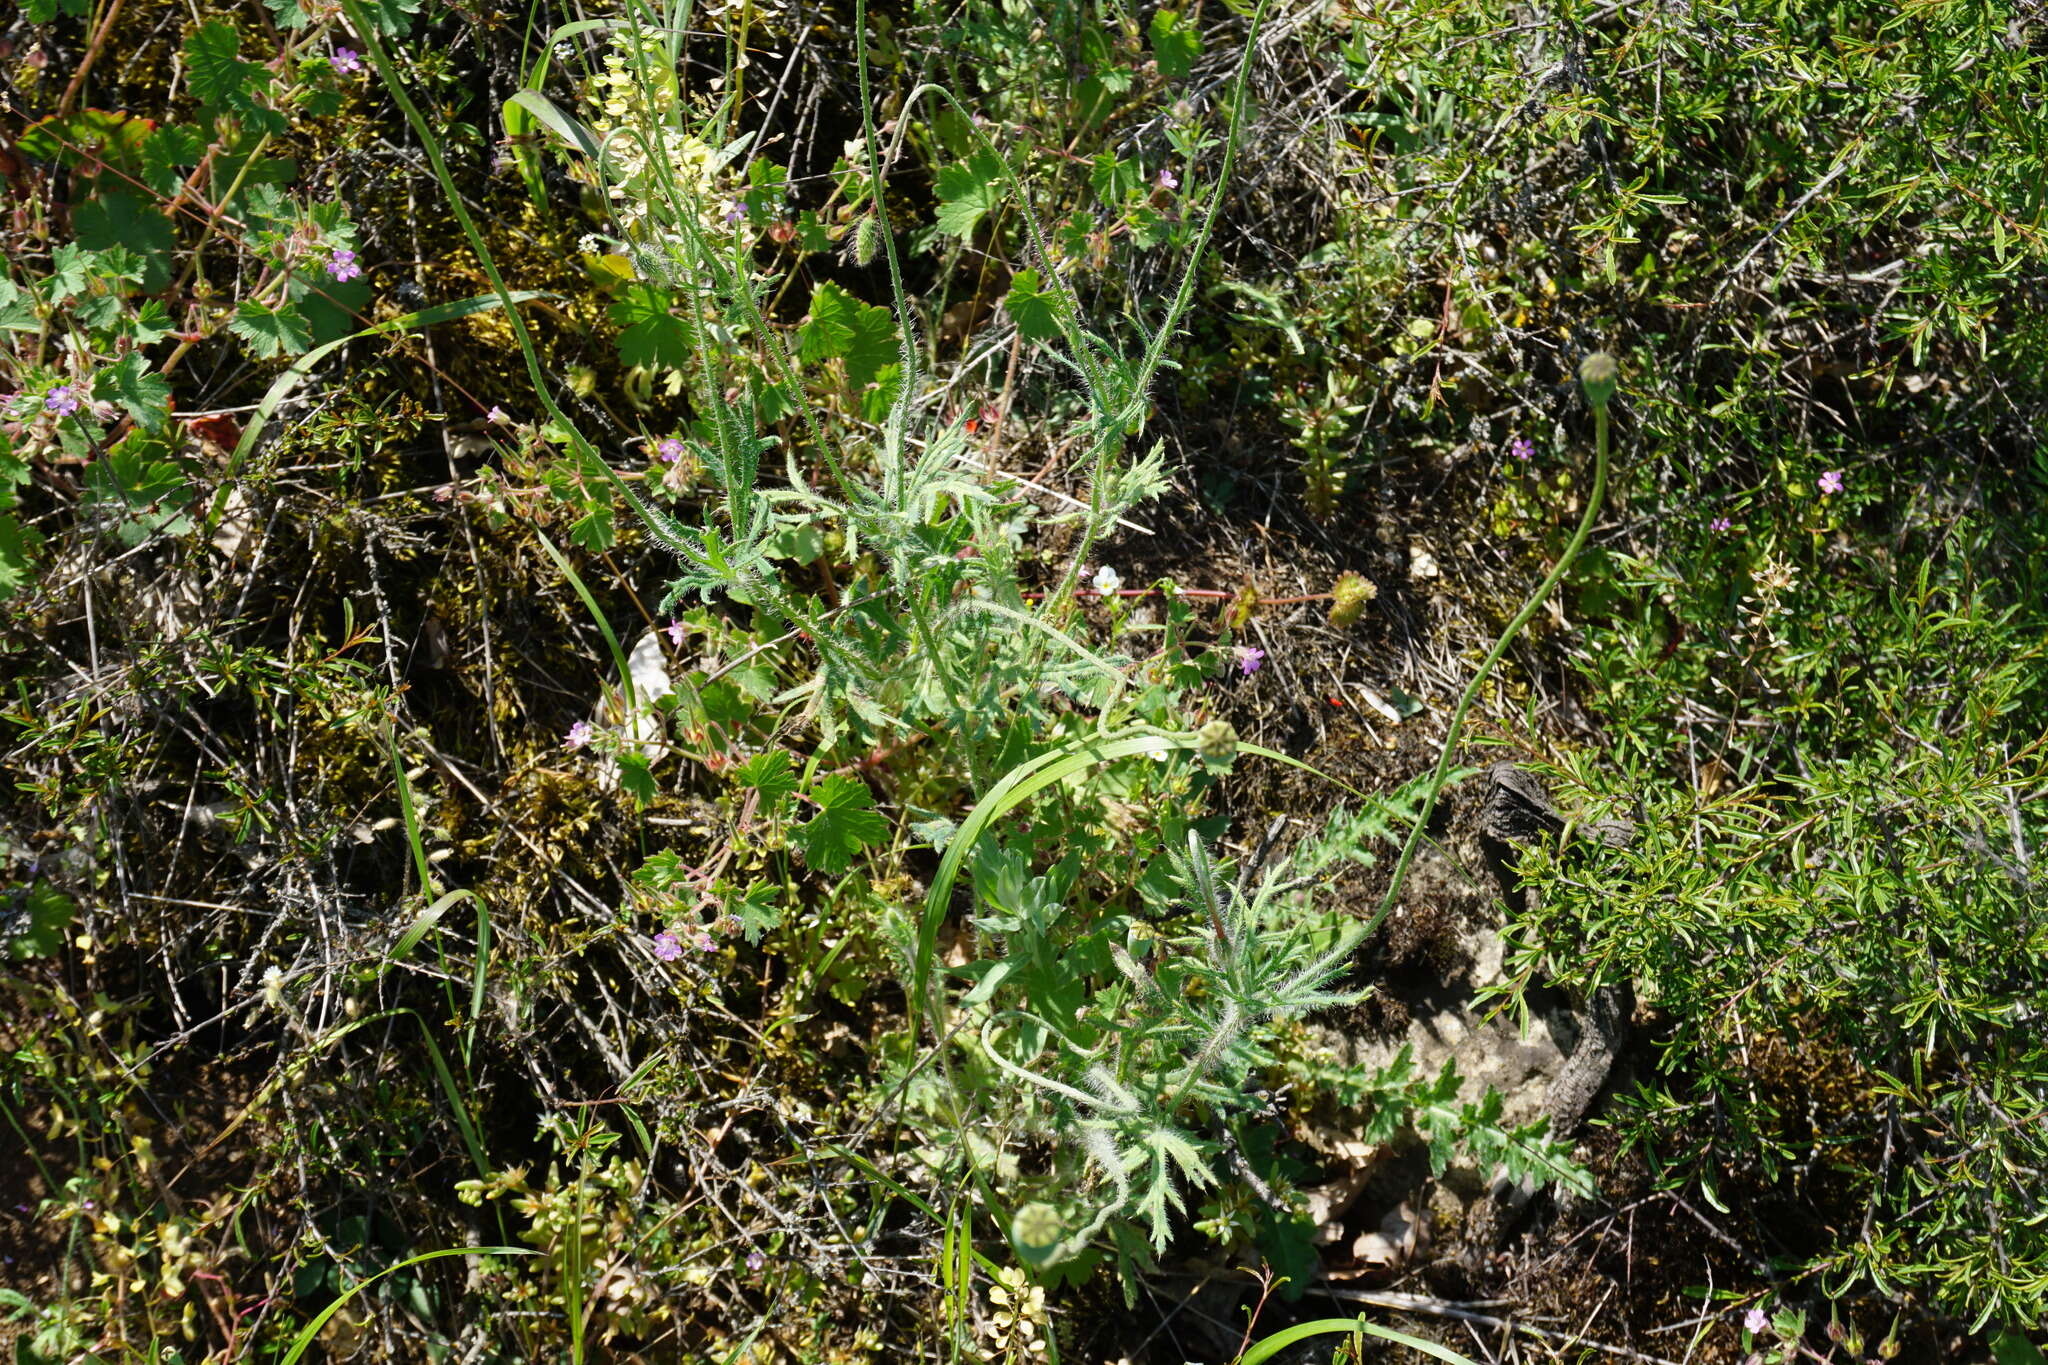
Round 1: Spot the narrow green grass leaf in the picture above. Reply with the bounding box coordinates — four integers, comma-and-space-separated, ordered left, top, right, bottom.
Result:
533, 528, 637, 717
279, 1247, 531, 1365
1238, 1318, 1479, 1365
206, 290, 547, 539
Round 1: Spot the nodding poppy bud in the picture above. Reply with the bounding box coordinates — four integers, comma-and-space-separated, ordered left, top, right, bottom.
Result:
1011, 1202, 1065, 1266
1196, 719, 1238, 768
1579, 352, 1620, 410
1328, 571, 1377, 628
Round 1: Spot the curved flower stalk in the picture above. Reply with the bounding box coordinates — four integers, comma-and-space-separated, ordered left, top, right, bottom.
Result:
1369, 353, 1621, 941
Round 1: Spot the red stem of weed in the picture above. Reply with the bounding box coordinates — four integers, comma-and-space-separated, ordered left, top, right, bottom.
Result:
1022, 587, 1331, 606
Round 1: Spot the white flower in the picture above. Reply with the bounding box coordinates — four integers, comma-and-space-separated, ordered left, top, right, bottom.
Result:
578, 234, 605, 254
261, 965, 285, 1008
1091, 565, 1123, 595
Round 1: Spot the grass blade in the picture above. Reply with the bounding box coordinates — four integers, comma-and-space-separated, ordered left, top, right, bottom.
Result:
203, 291, 547, 538
279, 1247, 530, 1365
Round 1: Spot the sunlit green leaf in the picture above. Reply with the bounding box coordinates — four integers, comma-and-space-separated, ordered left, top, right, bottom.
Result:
793, 774, 888, 876
228, 299, 313, 359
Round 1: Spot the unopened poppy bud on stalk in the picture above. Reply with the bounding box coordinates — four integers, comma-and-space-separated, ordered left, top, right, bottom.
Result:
1579, 351, 1620, 410
1011, 1202, 1065, 1266
1196, 719, 1238, 767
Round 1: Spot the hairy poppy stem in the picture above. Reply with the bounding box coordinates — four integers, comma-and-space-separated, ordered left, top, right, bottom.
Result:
1364, 353, 1619, 943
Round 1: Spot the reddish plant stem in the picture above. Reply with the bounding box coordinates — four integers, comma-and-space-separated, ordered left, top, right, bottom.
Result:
1022, 587, 1333, 605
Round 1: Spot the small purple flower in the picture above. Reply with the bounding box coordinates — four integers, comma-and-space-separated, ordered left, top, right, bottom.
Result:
745, 1249, 765, 1272
45, 386, 80, 417
1710, 516, 1732, 533
655, 437, 686, 463
565, 720, 595, 750
690, 927, 716, 952
651, 931, 683, 961
721, 200, 744, 224
327, 247, 362, 283
1236, 645, 1266, 676
1817, 469, 1843, 495
1156, 167, 1179, 191
1743, 1306, 1769, 1335
486, 405, 508, 424
1509, 436, 1534, 461
332, 47, 362, 74
664, 618, 686, 648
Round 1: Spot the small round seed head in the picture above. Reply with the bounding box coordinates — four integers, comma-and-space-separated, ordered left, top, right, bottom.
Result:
1328, 571, 1378, 628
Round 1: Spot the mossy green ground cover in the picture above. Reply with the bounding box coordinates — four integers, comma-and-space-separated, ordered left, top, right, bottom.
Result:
2, 1, 2045, 1361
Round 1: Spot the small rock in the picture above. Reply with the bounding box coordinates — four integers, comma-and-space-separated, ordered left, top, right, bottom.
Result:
1351, 1199, 1427, 1271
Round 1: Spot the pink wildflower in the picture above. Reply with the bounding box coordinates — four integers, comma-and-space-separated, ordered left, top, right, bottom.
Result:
1236, 645, 1266, 676
327, 248, 362, 283
565, 720, 595, 750
651, 931, 683, 961
332, 47, 362, 74
1817, 469, 1843, 495
45, 386, 80, 416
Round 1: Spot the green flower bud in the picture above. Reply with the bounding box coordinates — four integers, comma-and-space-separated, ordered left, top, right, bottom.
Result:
853, 214, 879, 267
1196, 719, 1238, 769
1578, 352, 1620, 410
1011, 1203, 1065, 1266
1327, 571, 1377, 628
